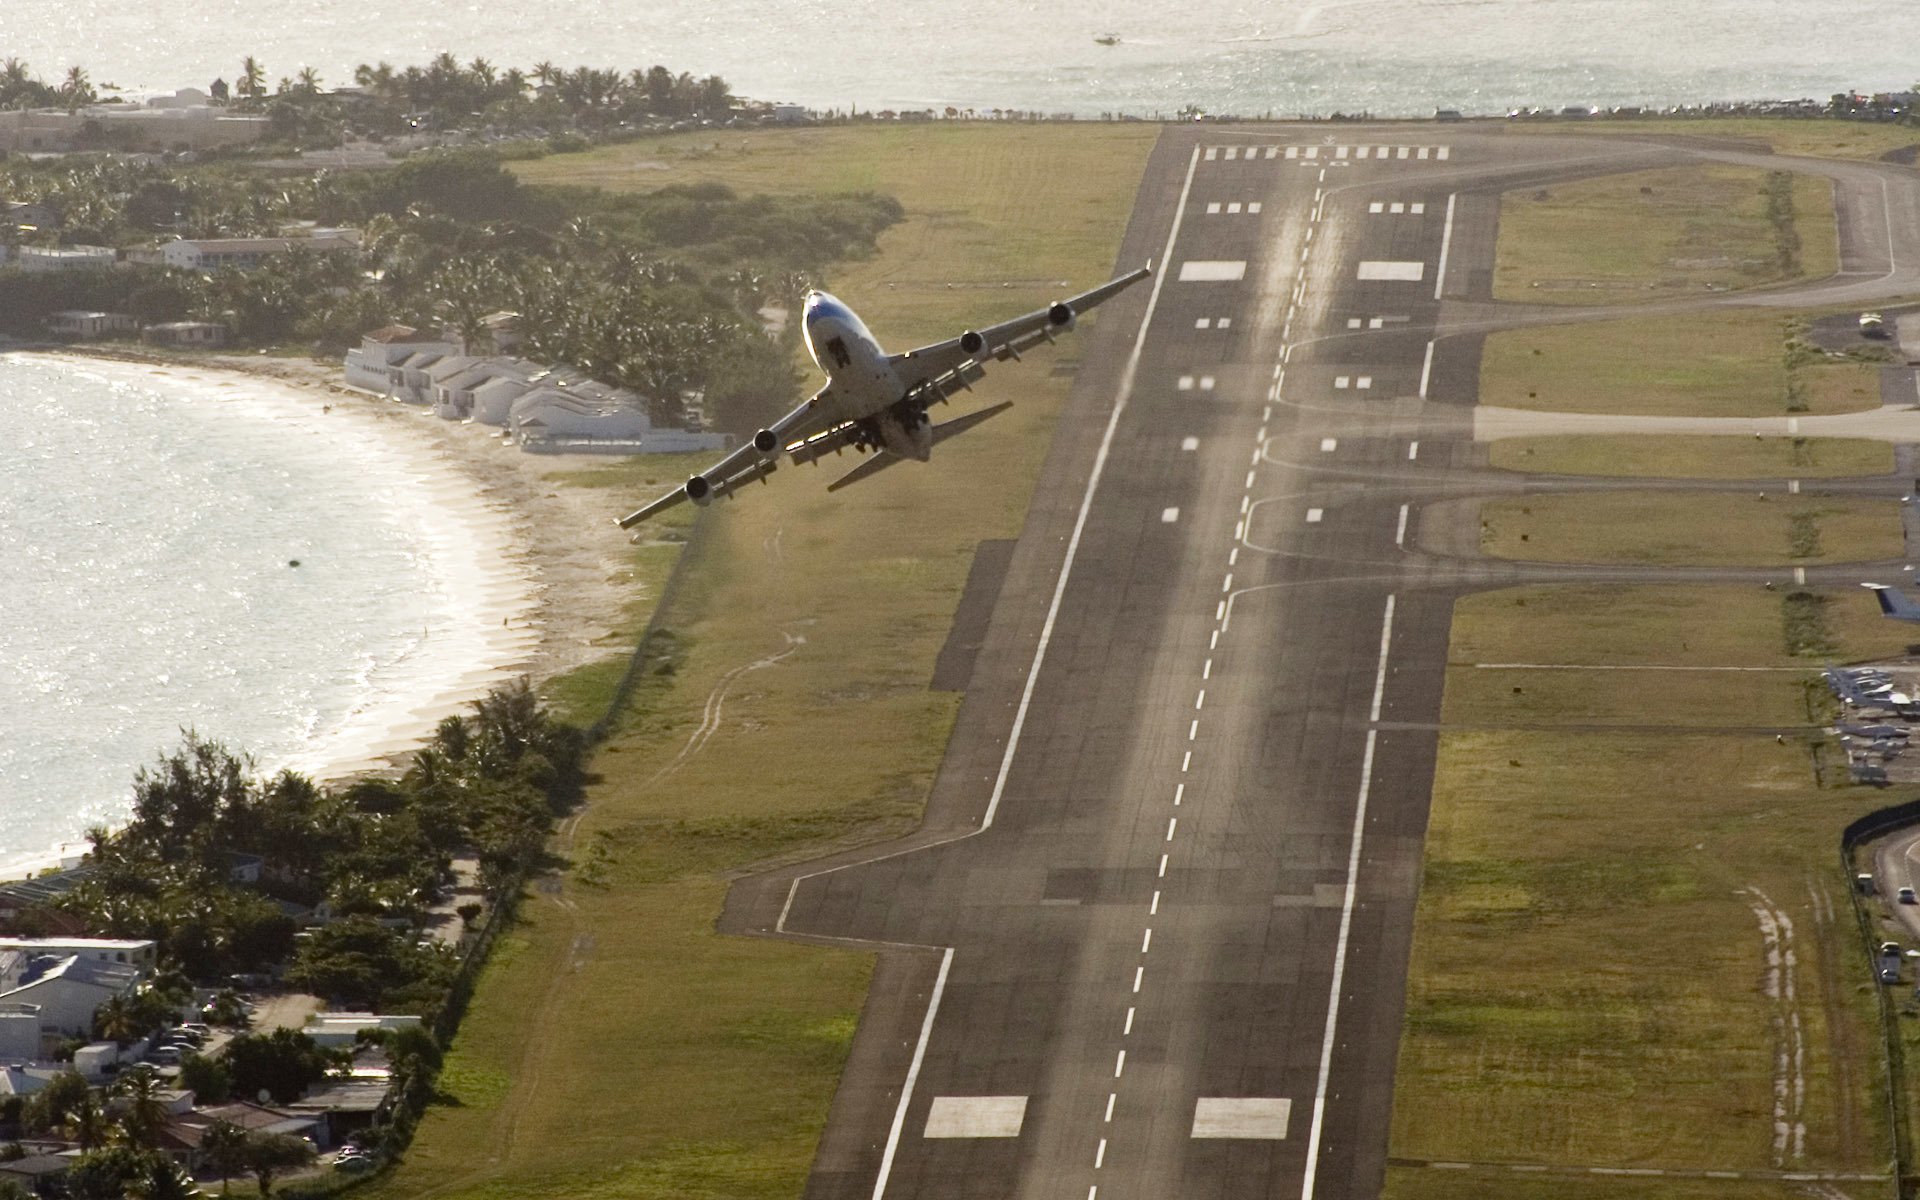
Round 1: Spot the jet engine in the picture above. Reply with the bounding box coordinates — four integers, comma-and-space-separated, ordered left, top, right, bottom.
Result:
752, 428, 779, 454
959, 329, 986, 356
1048, 301, 1075, 329
685, 475, 714, 506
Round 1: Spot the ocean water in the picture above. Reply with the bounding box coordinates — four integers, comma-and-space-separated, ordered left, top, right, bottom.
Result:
0, 355, 524, 874
2, 0, 1916, 117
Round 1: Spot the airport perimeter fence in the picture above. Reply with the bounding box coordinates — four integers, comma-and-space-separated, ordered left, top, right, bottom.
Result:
586, 505, 711, 745
1841, 798, 1920, 1196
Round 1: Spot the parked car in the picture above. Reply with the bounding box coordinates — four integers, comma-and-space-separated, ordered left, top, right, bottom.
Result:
1901, 886, 1917, 905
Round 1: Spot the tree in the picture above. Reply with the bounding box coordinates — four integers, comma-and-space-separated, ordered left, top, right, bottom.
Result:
179, 1051, 232, 1105
243, 1131, 315, 1196
201, 1119, 248, 1195
238, 56, 265, 102
112, 1065, 171, 1148
65, 1145, 160, 1200
21, 1069, 89, 1138
224, 1029, 335, 1105
61, 1093, 108, 1153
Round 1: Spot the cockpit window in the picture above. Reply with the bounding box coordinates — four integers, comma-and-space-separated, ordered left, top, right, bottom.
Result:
826, 336, 852, 369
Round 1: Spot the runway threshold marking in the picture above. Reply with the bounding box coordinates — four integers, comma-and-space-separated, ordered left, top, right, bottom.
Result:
866, 142, 1204, 1200
1301, 595, 1396, 1200
923, 1095, 1028, 1138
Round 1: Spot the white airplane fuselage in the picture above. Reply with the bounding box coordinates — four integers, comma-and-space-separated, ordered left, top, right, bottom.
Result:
802, 290, 933, 461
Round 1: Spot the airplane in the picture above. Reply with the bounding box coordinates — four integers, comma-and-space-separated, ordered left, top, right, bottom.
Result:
616, 265, 1152, 530
1864, 583, 1920, 622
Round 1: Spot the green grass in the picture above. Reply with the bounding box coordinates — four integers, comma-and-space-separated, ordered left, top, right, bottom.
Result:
1479, 313, 1884, 418
1391, 584, 1900, 1177
1385, 1171, 1857, 1200
1478, 492, 1904, 566
1507, 116, 1920, 162
1493, 165, 1838, 304
369, 123, 1158, 1200
1487, 435, 1893, 479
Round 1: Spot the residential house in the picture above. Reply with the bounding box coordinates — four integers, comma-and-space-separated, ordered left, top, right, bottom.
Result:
0, 870, 92, 937
143, 320, 228, 348
509, 382, 729, 454
47, 310, 139, 338
284, 1077, 391, 1144
0, 1153, 70, 1196
343, 325, 463, 396
2, 200, 60, 232
159, 233, 358, 273
432, 357, 540, 420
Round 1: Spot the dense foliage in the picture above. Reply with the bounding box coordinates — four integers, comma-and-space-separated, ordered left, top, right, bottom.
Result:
0, 151, 899, 434
60, 679, 584, 1001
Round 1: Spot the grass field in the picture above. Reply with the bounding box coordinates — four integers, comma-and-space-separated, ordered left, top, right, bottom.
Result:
365, 124, 1159, 1200
1478, 492, 1904, 566
1389, 584, 1905, 1187
1487, 435, 1893, 479
1492, 165, 1838, 304
1506, 116, 1920, 162
1478, 312, 1885, 418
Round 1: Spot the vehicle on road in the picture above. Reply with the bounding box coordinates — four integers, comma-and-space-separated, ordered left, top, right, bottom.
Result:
1900, 886, 1916, 904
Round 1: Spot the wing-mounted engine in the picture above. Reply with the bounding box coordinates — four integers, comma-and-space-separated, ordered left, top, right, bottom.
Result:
1048, 301, 1075, 330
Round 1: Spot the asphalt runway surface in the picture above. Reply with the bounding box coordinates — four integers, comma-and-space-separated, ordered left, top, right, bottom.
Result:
723, 123, 1920, 1199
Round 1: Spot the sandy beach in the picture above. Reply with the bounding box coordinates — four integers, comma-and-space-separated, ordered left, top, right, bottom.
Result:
2, 348, 642, 877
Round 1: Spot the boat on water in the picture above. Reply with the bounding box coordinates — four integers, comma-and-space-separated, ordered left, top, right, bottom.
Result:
1094, 33, 1120, 45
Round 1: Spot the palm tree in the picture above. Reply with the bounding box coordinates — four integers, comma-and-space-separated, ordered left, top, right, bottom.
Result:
238, 56, 265, 101
59, 65, 94, 109
530, 61, 560, 88
63, 1093, 108, 1152
295, 66, 322, 95
113, 1065, 171, 1148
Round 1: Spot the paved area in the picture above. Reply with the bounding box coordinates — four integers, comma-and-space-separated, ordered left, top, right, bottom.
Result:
724, 124, 1920, 1199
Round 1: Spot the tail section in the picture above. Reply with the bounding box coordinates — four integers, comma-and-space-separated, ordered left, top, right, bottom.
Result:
1864, 583, 1920, 622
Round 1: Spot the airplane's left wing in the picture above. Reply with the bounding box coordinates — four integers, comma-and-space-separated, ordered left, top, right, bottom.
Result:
616, 386, 835, 530
887, 265, 1151, 395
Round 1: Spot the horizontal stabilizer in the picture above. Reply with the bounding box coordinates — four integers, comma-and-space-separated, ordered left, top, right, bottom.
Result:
1864, 582, 1920, 622
931, 400, 1013, 445
828, 450, 900, 492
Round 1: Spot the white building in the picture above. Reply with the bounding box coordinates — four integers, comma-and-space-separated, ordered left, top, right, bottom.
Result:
143, 321, 228, 348
48, 310, 139, 338
160, 233, 358, 273
0, 938, 156, 977
2, 245, 116, 273
0, 954, 143, 1042
0, 103, 270, 154
508, 382, 728, 454
0, 1004, 42, 1061
303, 1011, 422, 1049
343, 325, 463, 395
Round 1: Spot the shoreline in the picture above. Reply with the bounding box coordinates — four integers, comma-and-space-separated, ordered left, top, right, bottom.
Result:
1, 347, 639, 881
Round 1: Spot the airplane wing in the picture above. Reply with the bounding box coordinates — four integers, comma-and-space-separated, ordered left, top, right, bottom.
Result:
616, 387, 836, 530
887, 265, 1151, 395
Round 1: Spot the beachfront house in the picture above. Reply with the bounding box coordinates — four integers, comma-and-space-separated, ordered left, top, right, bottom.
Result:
343, 325, 463, 396
160, 233, 359, 273
2, 200, 60, 233
509, 382, 729, 454
143, 320, 228, 348
432, 357, 541, 420
48, 310, 139, 339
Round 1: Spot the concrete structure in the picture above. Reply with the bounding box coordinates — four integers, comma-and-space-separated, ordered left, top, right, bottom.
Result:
303, 1011, 422, 1049
143, 320, 228, 348
73, 1040, 123, 1078
0, 102, 269, 154
160, 233, 358, 273
48, 310, 138, 338
3, 200, 60, 231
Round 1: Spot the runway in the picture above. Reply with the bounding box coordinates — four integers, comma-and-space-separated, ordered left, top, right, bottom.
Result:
722, 123, 1920, 1199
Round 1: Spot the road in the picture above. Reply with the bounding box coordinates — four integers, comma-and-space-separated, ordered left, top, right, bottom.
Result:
724, 123, 1920, 1199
